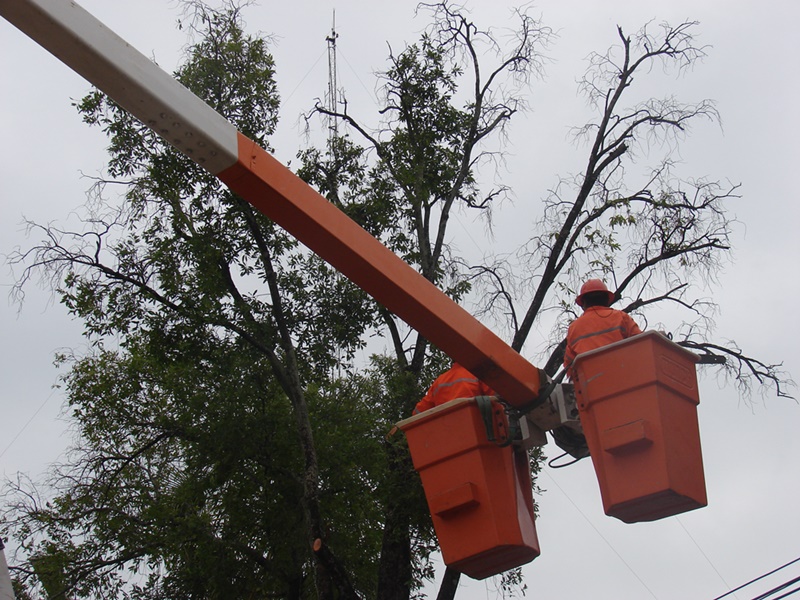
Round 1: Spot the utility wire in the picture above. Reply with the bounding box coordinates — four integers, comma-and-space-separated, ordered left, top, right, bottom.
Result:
751, 575, 800, 600
543, 469, 658, 599
770, 583, 800, 600
675, 517, 733, 595
712, 557, 800, 600
0, 386, 59, 460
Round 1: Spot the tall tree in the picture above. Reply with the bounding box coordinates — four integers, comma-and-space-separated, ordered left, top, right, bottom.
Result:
303, 4, 553, 597
487, 21, 791, 396
4, 3, 382, 598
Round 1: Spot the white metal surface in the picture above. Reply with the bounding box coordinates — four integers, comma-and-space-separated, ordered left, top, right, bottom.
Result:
0, 539, 15, 600
0, 0, 239, 175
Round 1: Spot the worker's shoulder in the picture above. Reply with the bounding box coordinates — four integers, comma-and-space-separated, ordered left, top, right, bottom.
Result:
590, 306, 626, 318
573, 306, 613, 321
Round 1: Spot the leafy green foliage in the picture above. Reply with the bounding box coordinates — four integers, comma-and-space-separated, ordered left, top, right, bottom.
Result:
5, 3, 384, 598
178, 5, 279, 145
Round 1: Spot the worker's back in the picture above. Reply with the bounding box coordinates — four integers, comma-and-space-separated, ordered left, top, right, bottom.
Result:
414, 363, 497, 414
564, 306, 642, 376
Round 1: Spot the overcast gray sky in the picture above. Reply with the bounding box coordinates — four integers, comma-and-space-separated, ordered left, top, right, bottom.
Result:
2, 1, 800, 598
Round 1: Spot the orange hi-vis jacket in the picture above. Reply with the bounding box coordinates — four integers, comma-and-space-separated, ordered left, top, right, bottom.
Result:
413, 363, 498, 414
563, 306, 642, 377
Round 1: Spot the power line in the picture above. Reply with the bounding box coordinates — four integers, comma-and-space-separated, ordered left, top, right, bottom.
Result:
711, 556, 800, 600
542, 469, 658, 599
769, 583, 800, 600
751, 575, 800, 600
675, 516, 733, 595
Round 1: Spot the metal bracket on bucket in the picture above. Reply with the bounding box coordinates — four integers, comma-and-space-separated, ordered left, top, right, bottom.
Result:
475, 396, 512, 446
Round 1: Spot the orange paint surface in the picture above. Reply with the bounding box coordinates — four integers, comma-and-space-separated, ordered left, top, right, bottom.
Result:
398, 398, 540, 578
218, 133, 543, 407
573, 331, 707, 523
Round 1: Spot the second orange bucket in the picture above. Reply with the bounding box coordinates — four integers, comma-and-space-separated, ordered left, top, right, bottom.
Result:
397, 397, 540, 579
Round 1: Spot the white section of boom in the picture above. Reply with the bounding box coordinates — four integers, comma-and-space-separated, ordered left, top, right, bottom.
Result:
0, 539, 15, 600
0, 0, 238, 175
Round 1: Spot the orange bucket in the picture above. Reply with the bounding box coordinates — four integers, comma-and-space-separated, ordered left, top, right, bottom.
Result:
397, 397, 539, 579
573, 331, 707, 523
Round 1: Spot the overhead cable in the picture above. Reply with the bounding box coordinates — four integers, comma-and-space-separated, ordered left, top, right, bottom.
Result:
543, 470, 657, 599
750, 575, 800, 600
769, 583, 800, 600
676, 516, 732, 592
712, 557, 800, 600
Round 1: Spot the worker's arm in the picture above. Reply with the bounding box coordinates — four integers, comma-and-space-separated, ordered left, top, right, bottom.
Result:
624, 313, 643, 337
413, 390, 436, 415
563, 322, 576, 371
478, 380, 500, 398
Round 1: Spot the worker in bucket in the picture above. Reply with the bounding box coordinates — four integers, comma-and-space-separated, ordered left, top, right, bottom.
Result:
563, 279, 642, 380
413, 362, 498, 414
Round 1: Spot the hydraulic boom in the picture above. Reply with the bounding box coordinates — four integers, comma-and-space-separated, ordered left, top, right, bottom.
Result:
1, 0, 709, 584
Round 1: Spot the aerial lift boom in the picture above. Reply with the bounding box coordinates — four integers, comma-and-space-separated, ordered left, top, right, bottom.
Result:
0, 539, 14, 600
1, 0, 708, 585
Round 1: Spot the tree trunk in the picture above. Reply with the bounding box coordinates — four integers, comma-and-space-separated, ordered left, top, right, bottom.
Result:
376, 443, 413, 600
436, 567, 461, 600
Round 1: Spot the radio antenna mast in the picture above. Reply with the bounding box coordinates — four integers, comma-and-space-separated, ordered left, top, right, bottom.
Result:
325, 10, 339, 143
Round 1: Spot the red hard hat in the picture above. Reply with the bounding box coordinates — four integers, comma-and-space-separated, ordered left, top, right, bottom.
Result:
576, 279, 614, 308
